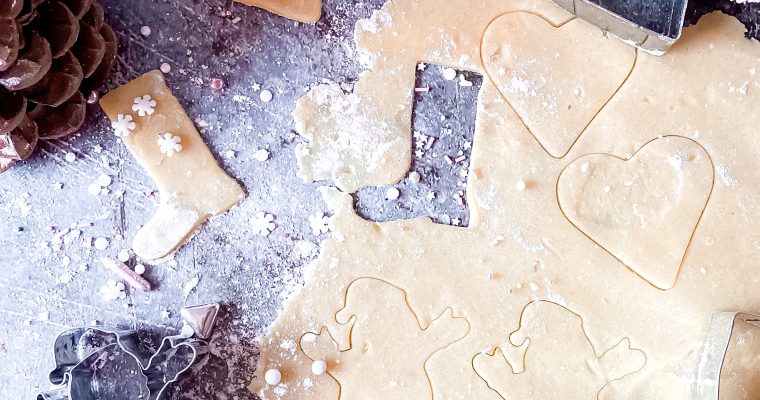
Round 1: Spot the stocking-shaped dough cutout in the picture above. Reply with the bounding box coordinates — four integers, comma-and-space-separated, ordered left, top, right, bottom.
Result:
481, 12, 636, 158
100, 71, 245, 261
557, 136, 714, 290
473, 301, 646, 400
235, 0, 321, 23
298, 278, 470, 400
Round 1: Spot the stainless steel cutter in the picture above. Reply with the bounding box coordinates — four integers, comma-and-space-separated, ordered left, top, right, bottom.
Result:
552, 0, 689, 55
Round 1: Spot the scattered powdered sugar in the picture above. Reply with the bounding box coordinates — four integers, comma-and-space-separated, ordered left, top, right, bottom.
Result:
716, 165, 736, 187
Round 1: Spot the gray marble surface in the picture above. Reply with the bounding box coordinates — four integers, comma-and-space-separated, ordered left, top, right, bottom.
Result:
0, 0, 757, 399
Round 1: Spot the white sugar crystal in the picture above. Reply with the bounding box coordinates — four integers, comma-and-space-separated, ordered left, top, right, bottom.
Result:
386, 187, 400, 200
259, 89, 273, 102
253, 149, 270, 161
94, 237, 109, 251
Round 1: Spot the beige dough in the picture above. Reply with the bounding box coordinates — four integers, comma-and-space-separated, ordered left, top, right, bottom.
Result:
473, 301, 646, 399
557, 136, 714, 290
235, 0, 321, 23
482, 12, 636, 158
100, 71, 245, 261
250, 1, 760, 399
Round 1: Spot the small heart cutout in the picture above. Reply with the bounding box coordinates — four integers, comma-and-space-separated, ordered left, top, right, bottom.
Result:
557, 136, 714, 290
481, 13, 636, 157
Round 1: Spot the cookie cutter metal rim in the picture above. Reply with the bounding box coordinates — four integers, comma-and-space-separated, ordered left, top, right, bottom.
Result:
695, 311, 760, 400
39, 302, 221, 400
40, 327, 203, 400
552, 0, 688, 55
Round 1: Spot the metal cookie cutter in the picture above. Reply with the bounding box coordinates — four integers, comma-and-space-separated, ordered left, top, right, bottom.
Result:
37, 303, 221, 400
551, 0, 688, 55
695, 312, 760, 400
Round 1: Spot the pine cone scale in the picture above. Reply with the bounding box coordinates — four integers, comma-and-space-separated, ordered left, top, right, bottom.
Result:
0, 20, 21, 72
36, 1, 80, 58
0, 88, 26, 134
0, 31, 52, 91
0, 0, 116, 173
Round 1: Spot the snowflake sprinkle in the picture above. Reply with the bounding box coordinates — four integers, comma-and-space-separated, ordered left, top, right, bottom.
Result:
111, 114, 136, 137
251, 212, 276, 236
100, 279, 126, 301
132, 94, 157, 117
157, 133, 183, 156
308, 212, 332, 235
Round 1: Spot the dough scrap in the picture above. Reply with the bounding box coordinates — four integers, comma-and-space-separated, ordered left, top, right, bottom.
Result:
473, 301, 646, 400
297, 278, 470, 400
481, 12, 636, 158
251, 2, 760, 399
100, 71, 245, 261
235, 0, 321, 24
557, 136, 714, 290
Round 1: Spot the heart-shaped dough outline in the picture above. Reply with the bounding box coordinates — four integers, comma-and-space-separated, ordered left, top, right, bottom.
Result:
479, 12, 637, 159
556, 135, 715, 290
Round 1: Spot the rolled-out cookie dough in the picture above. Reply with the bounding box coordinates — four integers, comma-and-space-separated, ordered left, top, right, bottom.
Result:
100, 71, 245, 261
235, 0, 321, 23
251, 1, 760, 400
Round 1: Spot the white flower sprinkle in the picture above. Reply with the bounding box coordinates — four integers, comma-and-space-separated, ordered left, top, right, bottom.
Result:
251, 212, 276, 236
132, 95, 157, 117
111, 114, 136, 137
308, 212, 332, 235
88, 183, 102, 196
100, 279, 126, 301
157, 133, 183, 156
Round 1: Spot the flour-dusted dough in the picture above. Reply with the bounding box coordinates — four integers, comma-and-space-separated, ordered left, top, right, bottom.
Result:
557, 136, 714, 290
235, 0, 321, 23
100, 71, 245, 261
482, 12, 636, 158
251, 1, 760, 399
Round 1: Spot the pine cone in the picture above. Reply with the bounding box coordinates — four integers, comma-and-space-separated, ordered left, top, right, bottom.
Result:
0, 0, 117, 173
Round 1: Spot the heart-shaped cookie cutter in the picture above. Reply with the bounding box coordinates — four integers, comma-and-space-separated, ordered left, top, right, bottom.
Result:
37, 303, 220, 400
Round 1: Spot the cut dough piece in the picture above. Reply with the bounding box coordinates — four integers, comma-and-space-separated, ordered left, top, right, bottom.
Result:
100, 71, 245, 261
296, 278, 470, 400
481, 12, 636, 158
235, 0, 321, 23
557, 136, 714, 290
473, 301, 646, 400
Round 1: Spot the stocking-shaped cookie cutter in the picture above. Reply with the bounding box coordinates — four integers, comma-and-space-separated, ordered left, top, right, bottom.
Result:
695, 312, 760, 400
37, 303, 220, 400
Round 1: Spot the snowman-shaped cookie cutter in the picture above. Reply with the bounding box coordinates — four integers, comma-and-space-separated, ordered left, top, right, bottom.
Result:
37, 303, 220, 400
